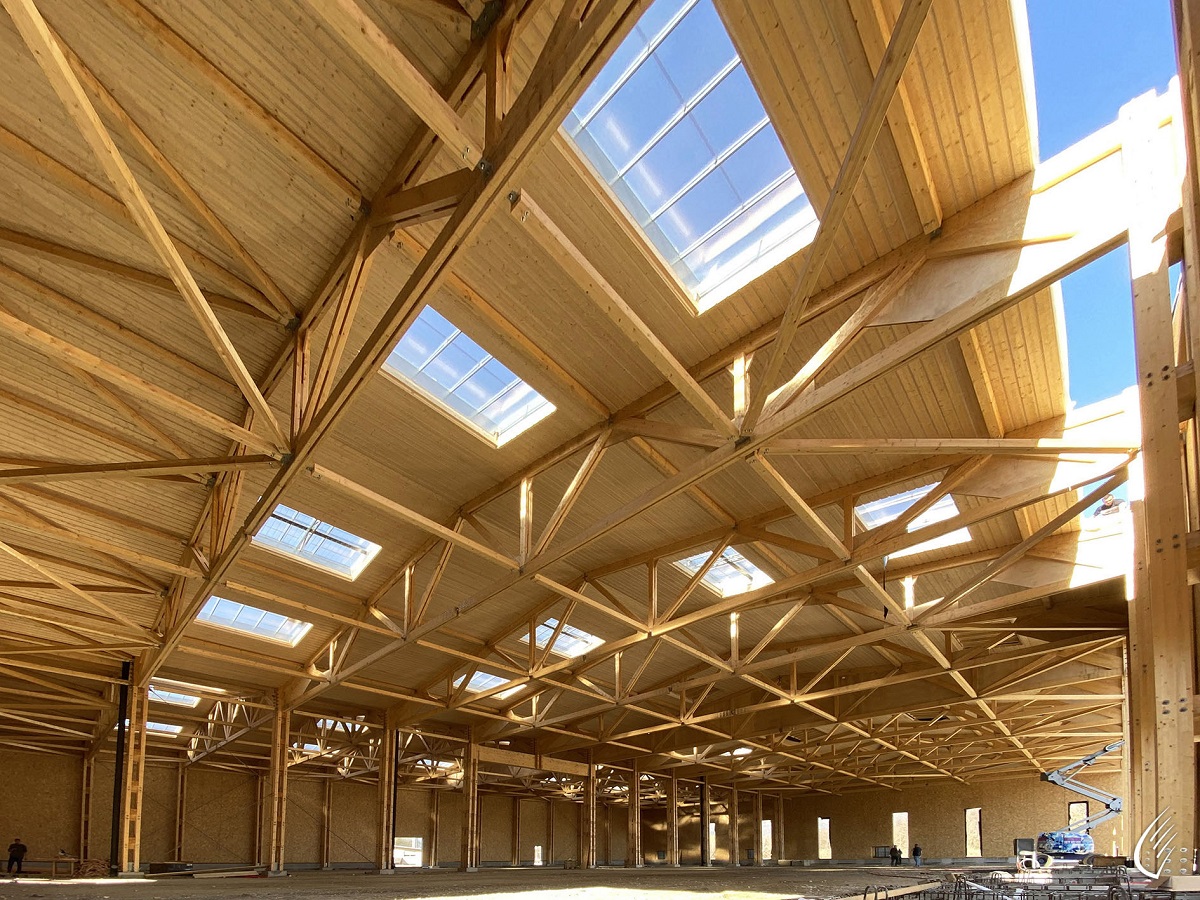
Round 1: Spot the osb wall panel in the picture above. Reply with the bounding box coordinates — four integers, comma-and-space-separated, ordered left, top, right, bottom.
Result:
330, 780, 376, 866
601, 804, 627, 864
553, 800, 579, 862
518, 798, 548, 864
784, 774, 1124, 860
480, 793, 513, 864
680, 809, 702, 865
0, 749, 82, 859
394, 786, 430, 848
182, 768, 257, 863
285, 778, 324, 865
437, 790, 462, 866
90, 761, 115, 859
140, 763, 181, 863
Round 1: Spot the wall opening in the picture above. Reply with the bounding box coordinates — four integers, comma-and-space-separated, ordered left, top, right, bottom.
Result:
762, 820, 773, 861
533, 845, 543, 866
817, 817, 832, 860
892, 811, 909, 855
966, 807, 982, 857
709, 822, 717, 861
1068, 801, 1089, 828
394, 836, 423, 867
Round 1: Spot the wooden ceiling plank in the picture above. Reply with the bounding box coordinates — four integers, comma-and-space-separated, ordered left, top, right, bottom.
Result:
311, 464, 518, 571
760, 254, 926, 422
0, 305, 278, 455
0, 226, 271, 321
0, 123, 279, 320
848, 0, 942, 233
750, 453, 850, 561
0, 538, 153, 636
533, 428, 610, 558
2, 0, 289, 450
741, 0, 934, 433
914, 465, 1129, 623
52, 28, 297, 318
508, 191, 737, 438
306, 0, 481, 167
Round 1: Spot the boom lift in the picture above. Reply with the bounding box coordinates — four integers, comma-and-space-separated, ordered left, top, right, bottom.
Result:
1034, 740, 1124, 858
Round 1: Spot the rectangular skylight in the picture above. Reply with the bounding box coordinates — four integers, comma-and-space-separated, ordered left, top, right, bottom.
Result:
675, 546, 774, 597
148, 685, 201, 708
146, 721, 183, 735
454, 671, 524, 700
253, 503, 381, 580
525, 617, 605, 658
196, 595, 313, 647
384, 306, 555, 446
855, 485, 972, 560
565, 0, 817, 309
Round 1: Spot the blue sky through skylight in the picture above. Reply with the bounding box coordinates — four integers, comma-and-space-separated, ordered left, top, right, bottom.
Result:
525, 617, 604, 658
855, 485, 970, 560
565, 0, 817, 307
385, 306, 555, 444
1026, 1, 1175, 412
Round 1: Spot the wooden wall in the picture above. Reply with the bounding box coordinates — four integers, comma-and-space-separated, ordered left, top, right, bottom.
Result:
782, 774, 1125, 860
0, 749, 1126, 869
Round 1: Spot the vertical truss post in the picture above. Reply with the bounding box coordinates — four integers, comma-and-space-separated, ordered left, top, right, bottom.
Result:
583, 754, 597, 869
626, 759, 641, 867
267, 701, 290, 876
174, 762, 187, 862
79, 755, 94, 860
460, 730, 479, 872
753, 791, 764, 866
730, 785, 741, 868
118, 665, 148, 876
376, 725, 397, 873
1123, 90, 1196, 875
667, 769, 679, 866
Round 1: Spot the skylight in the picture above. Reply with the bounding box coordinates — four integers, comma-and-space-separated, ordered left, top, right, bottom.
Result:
148, 685, 200, 708
565, 0, 817, 309
525, 617, 605, 658
253, 504, 381, 580
384, 306, 555, 445
453, 671, 524, 700
146, 721, 183, 735
196, 595, 313, 647
855, 485, 972, 560
675, 546, 774, 597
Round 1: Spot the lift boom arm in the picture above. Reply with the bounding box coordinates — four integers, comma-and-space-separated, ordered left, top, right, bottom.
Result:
1040, 740, 1124, 833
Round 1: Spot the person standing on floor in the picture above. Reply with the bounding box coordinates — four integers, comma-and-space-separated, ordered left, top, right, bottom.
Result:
7, 838, 27, 876
890, 845, 901, 866
912, 843, 922, 867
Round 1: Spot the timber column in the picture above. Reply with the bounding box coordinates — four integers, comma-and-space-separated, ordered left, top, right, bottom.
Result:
667, 769, 679, 866
118, 661, 148, 877
730, 785, 741, 867
582, 755, 597, 868
753, 792, 764, 865
267, 700, 290, 876
625, 759, 642, 867
699, 776, 711, 866
1123, 89, 1196, 874
460, 732, 479, 871
376, 725, 397, 873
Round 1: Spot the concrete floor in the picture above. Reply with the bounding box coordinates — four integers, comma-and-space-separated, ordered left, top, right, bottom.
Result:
0, 865, 944, 900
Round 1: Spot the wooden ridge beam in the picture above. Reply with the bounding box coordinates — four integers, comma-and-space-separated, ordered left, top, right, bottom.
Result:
764, 437, 1139, 455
